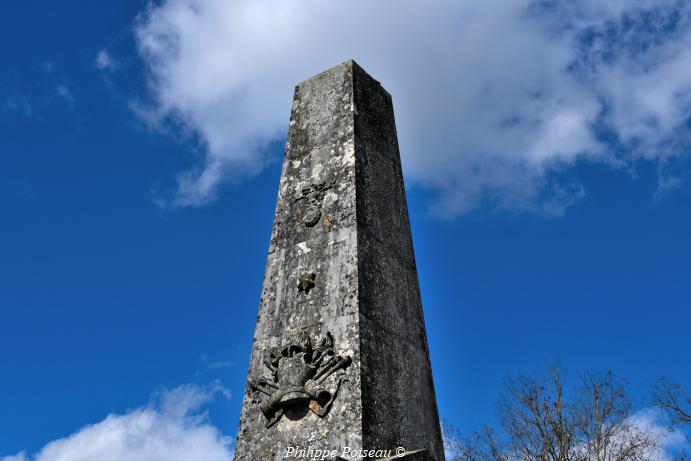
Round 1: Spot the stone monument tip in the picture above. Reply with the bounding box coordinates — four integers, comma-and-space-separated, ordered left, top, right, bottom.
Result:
296, 59, 386, 93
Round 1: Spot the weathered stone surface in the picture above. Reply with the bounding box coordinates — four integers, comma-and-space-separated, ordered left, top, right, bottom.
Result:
234, 60, 444, 461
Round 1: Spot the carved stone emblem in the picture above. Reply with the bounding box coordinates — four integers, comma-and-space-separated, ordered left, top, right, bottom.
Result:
249, 332, 351, 427
297, 273, 316, 294
295, 182, 333, 227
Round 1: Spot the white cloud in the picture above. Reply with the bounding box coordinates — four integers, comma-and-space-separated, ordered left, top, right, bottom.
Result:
2, 382, 233, 461
130, 0, 691, 214
573, 408, 689, 461
95, 50, 117, 71
627, 409, 688, 461
1, 453, 28, 461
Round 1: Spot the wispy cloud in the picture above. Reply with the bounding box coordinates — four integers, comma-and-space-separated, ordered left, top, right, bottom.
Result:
1, 382, 232, 461
55, 85, 75, 111
201, 354, 233, 370
1, 454, 28, 461
2, 94, 33, 119
2, 62, 76, 119
95, 50, 118, 71
128, 0, 691, 215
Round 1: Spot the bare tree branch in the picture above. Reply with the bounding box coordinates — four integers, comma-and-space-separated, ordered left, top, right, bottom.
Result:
653, 378, 691, 427
444, 367, 667, 461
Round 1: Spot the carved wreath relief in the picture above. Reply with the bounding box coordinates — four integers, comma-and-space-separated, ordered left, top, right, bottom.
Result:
249, 332, 351, 427
295, 182, 333, 227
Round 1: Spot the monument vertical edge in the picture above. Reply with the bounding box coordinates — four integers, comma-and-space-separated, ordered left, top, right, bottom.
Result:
352, 61, 444, 459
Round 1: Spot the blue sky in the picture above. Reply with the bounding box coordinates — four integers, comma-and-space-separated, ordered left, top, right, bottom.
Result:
1, 0, 690, 459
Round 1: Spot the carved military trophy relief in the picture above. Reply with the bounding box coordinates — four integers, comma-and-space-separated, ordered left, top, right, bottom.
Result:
248, 332, 351, 427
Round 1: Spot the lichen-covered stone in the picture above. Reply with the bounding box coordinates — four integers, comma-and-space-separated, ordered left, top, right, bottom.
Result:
234, 60, 443, 461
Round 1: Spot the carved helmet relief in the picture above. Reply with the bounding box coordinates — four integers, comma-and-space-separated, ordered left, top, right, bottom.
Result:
249, 331, 351, 427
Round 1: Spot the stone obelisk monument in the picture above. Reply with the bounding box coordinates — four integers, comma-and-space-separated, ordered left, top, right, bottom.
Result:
234, 60, 443, 461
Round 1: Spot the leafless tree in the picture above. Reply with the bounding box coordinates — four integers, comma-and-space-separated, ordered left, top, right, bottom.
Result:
653, 378, 691, 429
444, 424, 510, 461
445, 367, 660, 461
444, 415, 507, 460
572, 372, 657, 461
